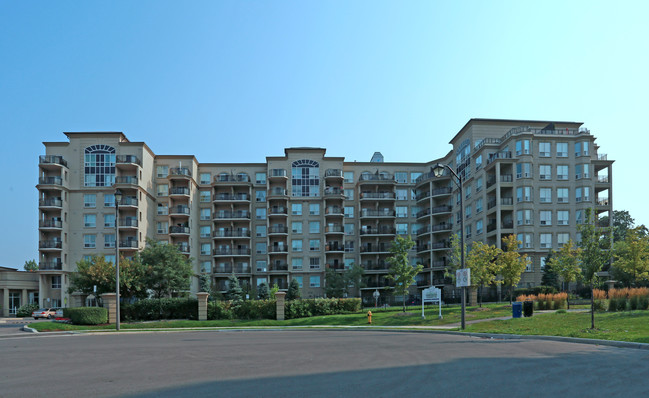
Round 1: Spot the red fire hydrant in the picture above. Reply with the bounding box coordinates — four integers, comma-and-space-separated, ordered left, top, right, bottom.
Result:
367, 311, 372, 324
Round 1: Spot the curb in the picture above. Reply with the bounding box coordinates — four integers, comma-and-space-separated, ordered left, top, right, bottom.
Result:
22, 325, 38, 333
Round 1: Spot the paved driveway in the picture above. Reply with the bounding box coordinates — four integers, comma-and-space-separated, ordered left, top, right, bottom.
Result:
1, 330, 647, 397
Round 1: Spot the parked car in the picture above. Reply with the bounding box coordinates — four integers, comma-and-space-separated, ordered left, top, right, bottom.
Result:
32, 308, 58, 319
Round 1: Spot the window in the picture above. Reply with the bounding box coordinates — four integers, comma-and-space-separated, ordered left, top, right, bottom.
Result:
156, 165, 169, 178
309, 203, 320, 215
396, 223, 408, 235
291, 203, 302, 216
309, 221, 320, 234
515, 140, 530, 155
309, 239, 320, 251
476, 220, 483, 235
84, 234, 96, 248
557, 188, 569, 203
84, 194, 96, 208
157, 221, 169, 234
539, 165, 552, 180
200, 191, 211, 203
104, 214, 115, 228
104, 234, 116, 248
157, 184, 169, 197
199, 173, 210, 184
517, 210, 533, 225
516, 233, 532, 249
84, 214, 96, 228
252, 190, 265, 203
292, 222, 302, 234
465, 225, 472, 239
411, 206, 420, 218
556, 142, 568, 157
256, 225, 266, 237
344, 206, 354, 218
256, 243, 267, 254
557, 233, 570, 247
104, 194, 115, 207
576, 210, 584, 224
465, 185, 472, 199
395, 172, 407, 183
201, 243, 211, 255
516, 187, 532, 202
410, 172, 422, 183
344, 189, 354, 200
343, 171, 354, 183
516, 163, 531, 178
475, 155, 483, 170
476, 198, 483, 213
52, 275, 62, 289
539, 142, 551, 157
540, 257, 547, 270
157, 203, 169, 215
309, 276, 321, 287
84, 145, 115, 187
557, 165, 568, 180
292, 258, 303, 270
576, 164, 590, 179
465, 205, 472, 219
291, 160, 319, 197
256, 172, 266, 184
557, 210, 569, 225
200, 226, 211, 238
576, 141, 590, 157
201, 208, 211, 221
344, 258, 354, 269
344, 223, 354, 235
540, 210, 552, 226
255, 208, 266, 219
309, 257, 320, 268
540, 233, 552, 249
200, 261, 212, 273
293, 276, 303, 288
292, 239, 303, 252
526, 262, 532, 272
395, 189, 408, 200
539, 188, 552, 203
476, 177, 483, 192
396, 206, 408, 218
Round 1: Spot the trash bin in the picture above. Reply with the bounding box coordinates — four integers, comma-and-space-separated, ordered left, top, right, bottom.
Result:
523, 301, 534, 317
512, 302, 522, 318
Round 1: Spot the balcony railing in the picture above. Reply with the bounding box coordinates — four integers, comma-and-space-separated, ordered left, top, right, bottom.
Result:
269, 169, 287, 178
170, 206, 190, 215
324, 187, 344, 197
269, 263, 289, 271
360, 192, 395, 200
169, 168, 192, 178
268, 188, 288, 196
39, 240, 62, 249
119, 219, 139, 228
325, 169, 343, 178
213, 248, 251, 256
214, 193, 250, 201
325, 225, 344, 233
214, 210, 251, 219
360, 262, 388, 270
170, 187, 190, 196
325, 207, 344, 215
269, 206, 288, 215
39, 220, 62, 228
119, 197, 138, 207
39, 198, 62, 207
486, 151, 512, 165
360, 244, 390, 253
215, 174, 250, 183
213, 230, 250, 238
268, 226, 289, 234
170, 226, 190, 234
360, 209, 395, 217
268, 246, 289, 253
119, 240, 139, 249
359, 173, 394, 182
38, 176, 63, 186
116, 155, 141, 166
115, 176, 138, 185
39, 155, 68, 167
325, 244, 345, 252
360, 227, 396, 235
39, 261, 62, 270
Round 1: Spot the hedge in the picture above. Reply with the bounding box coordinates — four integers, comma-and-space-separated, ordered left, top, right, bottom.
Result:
285, 298, 361, 320
206, 298, 362, 320
121, 298, 198, 321
63, 307, 108, 325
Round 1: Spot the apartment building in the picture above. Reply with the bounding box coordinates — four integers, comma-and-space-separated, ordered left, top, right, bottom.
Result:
37, 119, 613, 307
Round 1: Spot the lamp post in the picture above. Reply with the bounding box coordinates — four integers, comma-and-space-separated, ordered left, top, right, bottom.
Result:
114, 188, 122, 331
432, 163, 466, 330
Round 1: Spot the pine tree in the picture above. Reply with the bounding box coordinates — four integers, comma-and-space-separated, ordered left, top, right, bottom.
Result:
225, 273, 243, 302
287, 278, 301, 300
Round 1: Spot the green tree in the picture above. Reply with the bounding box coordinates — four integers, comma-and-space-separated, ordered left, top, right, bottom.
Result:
497, 235, 530, 303
600, 210, 635, 243
466, 241, 502, 307
547, 239, 581, 309
541, 251, 560, 290
445, 233, 464, 282
198, 274, 211, 293
385, 236, 423, 312
325, 268, 346, 298
579, 208, 612, 329
612, 226, 649, 286
225, 273, 243, 301
23, 259, 38, 272
269, 282, 280, 299
344, 263, 366, 297
68, 255, 147, 299
287, 278, 301, 300
258, 281, 270, 300
138, 240, 194, 299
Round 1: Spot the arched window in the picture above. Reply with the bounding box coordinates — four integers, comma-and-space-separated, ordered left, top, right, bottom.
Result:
84, 145, 115, 187
291, 159, 319, 197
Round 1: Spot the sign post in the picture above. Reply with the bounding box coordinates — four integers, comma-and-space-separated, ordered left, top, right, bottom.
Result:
422, 287, 442, 319
372, 290, 380, 308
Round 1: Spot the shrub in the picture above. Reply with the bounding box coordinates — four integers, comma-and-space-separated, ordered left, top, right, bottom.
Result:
232, 300, 276, 320
608, 298, 617, 312
17, 303, 40, 317
64, 307, 108, 325
556, 309, 567, 314
121, 298, 198, 321
207, 301, 233, 320
285, 298, 361, 320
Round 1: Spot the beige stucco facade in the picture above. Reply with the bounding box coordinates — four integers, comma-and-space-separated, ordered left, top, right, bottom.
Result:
0, 267, 39, 316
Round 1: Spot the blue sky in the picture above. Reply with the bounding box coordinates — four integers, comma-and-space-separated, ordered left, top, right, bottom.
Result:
1, 1, 648, 269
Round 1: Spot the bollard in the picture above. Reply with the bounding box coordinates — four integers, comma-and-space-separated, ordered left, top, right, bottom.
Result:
367, 311, 372, 324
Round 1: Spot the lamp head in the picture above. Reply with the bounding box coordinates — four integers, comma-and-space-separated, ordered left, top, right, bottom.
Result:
432, 163, 446, 178
114, 188, 123, 204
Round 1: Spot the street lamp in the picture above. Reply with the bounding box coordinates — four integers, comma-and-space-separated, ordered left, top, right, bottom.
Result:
114, 188, 122, 331
432, 163, 466, 330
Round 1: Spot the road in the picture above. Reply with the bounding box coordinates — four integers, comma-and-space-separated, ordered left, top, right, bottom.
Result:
1, 329, 647, 397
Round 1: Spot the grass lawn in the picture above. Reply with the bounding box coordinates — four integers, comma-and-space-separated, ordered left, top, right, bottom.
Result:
28, 303, 513, 332
467, 310, 649, 343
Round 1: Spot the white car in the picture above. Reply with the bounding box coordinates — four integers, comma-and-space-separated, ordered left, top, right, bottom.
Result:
32, 308, 58, 319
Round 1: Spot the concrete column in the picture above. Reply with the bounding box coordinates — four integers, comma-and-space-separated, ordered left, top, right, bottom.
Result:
2, 288, 9, 317
22, 289, 28, 309
275, 291, 286, 321
196, 292, 209, 321
103, 293, 117, 324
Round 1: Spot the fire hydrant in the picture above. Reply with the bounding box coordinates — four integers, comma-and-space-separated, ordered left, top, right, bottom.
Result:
367, 311, 372, 324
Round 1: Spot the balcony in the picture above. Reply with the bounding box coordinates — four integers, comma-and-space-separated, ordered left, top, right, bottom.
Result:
213, 248, 251, 256
269, 169, 287, 179
324, 187, 345, 198
325, 169, 343, 179
116, 155, 141, 167
486, 151, 512, 165
325, 225, 344, 234
269, 262, 289, 272
325, 243, 345, 252
415, 223, 452, 236
213, 193, 250, 202
359, 173, 395, 184
268, 226, 289, 235
268, 188, 288, 198
361, 262, 388, 271
39, 198, 62, 208
415, 187, 452, 201
360, 192, 395, 200
214, 210, 251, 220
39, 219, 62, 229
360, 209, 395, 218
119, 197, 138, 208
169, 187, 190, 197
416, 205, 452, 219
114, 176, 138, 186
360, 226, 396, 236
38, 176, 63, 187
325, 207, 344, 216
213, 229, 251, 238
119, 240, 139, 249
269, 206, 288, 216
215, 174, 251, 184
170, 206, 190, 216
360, 244, 390, 254
268, 245, 289, 254
119, 219, 139, 229
39, 155, 68, 168
169, 167, 192, 179
39, 240, 62, 250
169, 226, 190, 235
39, 260, 62, 271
